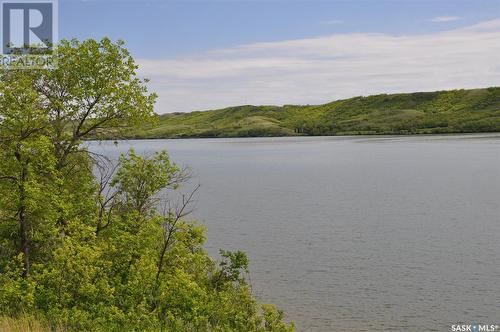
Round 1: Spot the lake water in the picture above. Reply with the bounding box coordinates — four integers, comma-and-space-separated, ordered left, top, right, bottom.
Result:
89, 134, 500, 332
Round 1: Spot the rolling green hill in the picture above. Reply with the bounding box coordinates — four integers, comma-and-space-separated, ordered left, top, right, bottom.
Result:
122, 87, 500, 138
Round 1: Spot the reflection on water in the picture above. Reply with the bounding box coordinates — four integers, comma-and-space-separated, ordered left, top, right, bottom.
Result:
89, 134, 500, 332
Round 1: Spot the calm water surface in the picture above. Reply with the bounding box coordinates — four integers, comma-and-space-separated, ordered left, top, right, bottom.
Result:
89, 134, 500, 332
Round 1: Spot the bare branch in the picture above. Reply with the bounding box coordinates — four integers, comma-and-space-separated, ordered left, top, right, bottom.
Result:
155, 184, 201, 282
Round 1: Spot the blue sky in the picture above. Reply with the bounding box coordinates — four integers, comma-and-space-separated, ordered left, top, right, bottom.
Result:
61, 0, 499, 57
59, 0, 500, 113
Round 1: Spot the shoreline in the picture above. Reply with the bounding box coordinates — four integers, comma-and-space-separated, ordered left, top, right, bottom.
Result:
89, 131, 500, 142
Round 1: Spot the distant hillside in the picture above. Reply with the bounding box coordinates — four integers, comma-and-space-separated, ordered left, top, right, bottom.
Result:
121, 87, 500, 138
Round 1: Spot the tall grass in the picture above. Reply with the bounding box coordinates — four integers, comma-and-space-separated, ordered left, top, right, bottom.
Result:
0, 316, 65, 332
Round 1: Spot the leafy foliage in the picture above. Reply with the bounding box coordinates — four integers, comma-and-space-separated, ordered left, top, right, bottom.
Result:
0, 38, 293, 331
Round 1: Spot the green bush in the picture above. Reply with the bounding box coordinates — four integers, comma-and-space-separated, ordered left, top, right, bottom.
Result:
0, 38, 293, 331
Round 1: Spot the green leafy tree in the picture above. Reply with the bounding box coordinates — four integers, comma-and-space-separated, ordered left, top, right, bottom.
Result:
0, 38, 294, 331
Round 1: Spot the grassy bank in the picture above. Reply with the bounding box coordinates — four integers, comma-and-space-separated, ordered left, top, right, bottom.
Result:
119, 87, 500, 139
0, 316, 65, 332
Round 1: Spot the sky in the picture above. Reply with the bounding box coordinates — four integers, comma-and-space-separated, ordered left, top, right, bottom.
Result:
60, 0, 500, 113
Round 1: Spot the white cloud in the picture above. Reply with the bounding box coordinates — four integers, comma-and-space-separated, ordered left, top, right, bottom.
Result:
431, 16, 461, 22
137, 19, 500, 113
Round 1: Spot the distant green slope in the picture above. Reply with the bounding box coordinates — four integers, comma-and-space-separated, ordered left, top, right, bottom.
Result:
123, 87, 500, 138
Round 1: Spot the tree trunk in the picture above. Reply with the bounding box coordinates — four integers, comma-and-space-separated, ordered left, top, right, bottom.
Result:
16, 151, 30, 277
19, 197, 29, 277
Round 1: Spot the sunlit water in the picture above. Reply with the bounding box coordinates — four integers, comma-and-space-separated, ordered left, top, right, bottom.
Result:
88, 134, 500, 332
